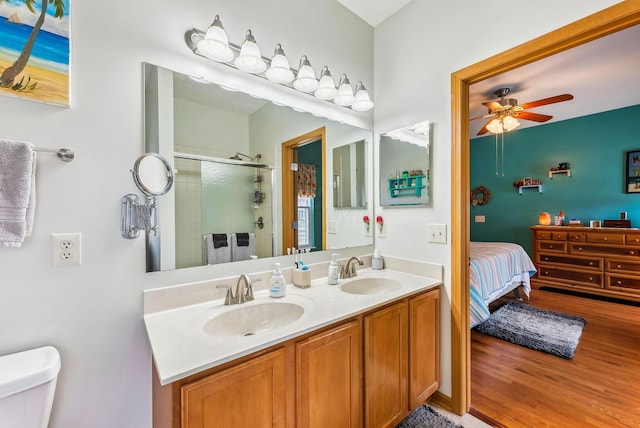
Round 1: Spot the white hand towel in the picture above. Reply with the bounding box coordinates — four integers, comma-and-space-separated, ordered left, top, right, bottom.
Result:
0, 140, 36, 247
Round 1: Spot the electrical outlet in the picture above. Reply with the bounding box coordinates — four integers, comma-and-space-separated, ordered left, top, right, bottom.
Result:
428, 224, 447, 244
365, 223, 372, 237
377, 222, 386, 238
51, 233, 82, 267
327, 220, 337, 234
475, 215, 486, 223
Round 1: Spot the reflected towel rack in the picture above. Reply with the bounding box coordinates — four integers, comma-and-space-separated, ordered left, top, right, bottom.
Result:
34, 147, 74, 162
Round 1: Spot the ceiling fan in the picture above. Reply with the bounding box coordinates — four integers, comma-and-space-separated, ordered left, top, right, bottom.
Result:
471, 88, 574, 135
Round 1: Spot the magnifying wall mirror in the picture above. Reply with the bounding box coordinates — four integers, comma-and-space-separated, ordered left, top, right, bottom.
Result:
132, 153, 174, 197
143, 62, 374, 272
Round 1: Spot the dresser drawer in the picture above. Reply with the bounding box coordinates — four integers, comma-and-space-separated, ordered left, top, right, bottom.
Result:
538, 266, 602, 288
536, 231, 551, 240
625, 234, 640, 246
551, 232, 567, 241
606, 274, 640, 294
537, 254, 602, 270
570, 243, 640, 258
585, 232, 624, 244
567, 232, 585, 242
537, 241, 567, 253
607, 259, 640, 274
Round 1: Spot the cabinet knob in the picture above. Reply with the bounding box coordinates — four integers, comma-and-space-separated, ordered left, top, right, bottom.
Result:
617, 280, 622, 285
631, 251, 636, 255
549, 245, 554, 249
578, 247, 583, 251
617, 264, 622, 268
589, 277, 593, 281
589, 262, 594, 266
544, 257, 549, 261
604, 237, 608, 241
544, 271, 548, 275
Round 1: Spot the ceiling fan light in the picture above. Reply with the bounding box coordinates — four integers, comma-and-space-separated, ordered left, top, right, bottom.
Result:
351, 81, 374, 111
334, 74, 355, 106
314, 66, 338, 100
293, 55, 319, 93
265, 43, 294, 84
503, 116, 520, 131
197, 15, 234, 63
486, 118, 503, 134
234, 30, 267, 74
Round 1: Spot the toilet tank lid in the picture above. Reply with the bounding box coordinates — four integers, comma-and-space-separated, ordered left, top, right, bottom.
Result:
0, 346, 61, 400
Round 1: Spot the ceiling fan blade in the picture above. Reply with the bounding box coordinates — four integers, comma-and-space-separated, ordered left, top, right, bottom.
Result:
477, 120, 492, 135
517, 111, 553, 122
520, 94, 574, 110
481, 101, 504, 111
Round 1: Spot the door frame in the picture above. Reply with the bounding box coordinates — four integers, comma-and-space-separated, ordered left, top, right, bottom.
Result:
281, 127, 327, 254
450, 1, 640, 414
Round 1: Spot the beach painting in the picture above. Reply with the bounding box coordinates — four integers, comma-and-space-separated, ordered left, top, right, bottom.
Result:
0, 0, 70, 106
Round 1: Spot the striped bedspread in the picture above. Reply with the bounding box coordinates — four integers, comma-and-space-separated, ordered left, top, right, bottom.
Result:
470, 242, 537, 327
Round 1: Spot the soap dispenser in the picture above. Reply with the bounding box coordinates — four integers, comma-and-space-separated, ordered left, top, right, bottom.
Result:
328, 254, 339, 285
372, 249, 384, 270
269, 262, 286, 298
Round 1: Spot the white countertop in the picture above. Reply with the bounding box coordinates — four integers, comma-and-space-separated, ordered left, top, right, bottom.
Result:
144, 267, 442, 385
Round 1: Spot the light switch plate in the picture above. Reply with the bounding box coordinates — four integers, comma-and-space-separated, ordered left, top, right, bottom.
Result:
428, 224, 447, 244
475, 215, 486, 223
327, 220, 337, 234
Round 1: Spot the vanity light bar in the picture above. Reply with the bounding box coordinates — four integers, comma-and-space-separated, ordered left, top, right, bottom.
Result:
185, 21, 373, 112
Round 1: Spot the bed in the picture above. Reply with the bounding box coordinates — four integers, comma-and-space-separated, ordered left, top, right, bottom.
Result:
470, 241, 537, 328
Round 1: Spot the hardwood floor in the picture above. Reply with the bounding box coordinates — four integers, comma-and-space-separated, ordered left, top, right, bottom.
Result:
471, 288, 640, 428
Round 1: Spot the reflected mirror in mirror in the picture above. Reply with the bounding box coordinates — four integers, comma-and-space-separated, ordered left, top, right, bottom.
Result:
143, 63, 374, 272
133, 153, 174, 197
379, 121, 430, 206
333, 140, 367, 208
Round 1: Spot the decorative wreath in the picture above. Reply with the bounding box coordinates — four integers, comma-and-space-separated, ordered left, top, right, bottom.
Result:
470, 185, 491, 206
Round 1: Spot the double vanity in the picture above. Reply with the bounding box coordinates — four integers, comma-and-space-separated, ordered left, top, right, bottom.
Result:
145, 257, 442, 427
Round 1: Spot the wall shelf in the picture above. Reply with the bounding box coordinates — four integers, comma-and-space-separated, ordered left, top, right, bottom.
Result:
518, 184, 542, 195
388, 175, 426, 198
548, 169, 571, 178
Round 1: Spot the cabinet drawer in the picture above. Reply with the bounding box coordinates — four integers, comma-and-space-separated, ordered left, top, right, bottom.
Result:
538, 265, 602, 288
537, 254, 602, 270
551, 232, 567, 241
585, 233, 624, 244
570, 243, 640, 258
536, 231, 551, 240
568, 232, 585, 242
607, 259, 640, 274
625, 234, 640, 246
606, 274, 640, 294
537, 241, 567, 253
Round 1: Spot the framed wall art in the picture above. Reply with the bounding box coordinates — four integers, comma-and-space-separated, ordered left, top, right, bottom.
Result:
0, 0, 70, 106
625, 149, 640, 193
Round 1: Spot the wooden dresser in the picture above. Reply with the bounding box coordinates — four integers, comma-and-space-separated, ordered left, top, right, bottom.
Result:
530, 225, 640, 301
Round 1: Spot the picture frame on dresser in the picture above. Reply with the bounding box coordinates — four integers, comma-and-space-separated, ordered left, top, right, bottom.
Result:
624, 149, 640, 193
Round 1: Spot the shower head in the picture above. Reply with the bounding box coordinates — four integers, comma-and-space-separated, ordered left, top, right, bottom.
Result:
229, 153, 243, 160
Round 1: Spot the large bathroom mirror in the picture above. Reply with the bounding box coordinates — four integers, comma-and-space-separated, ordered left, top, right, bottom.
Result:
143, 63, 374, 271
379, 121, 431, 206
333, 139, 367, 208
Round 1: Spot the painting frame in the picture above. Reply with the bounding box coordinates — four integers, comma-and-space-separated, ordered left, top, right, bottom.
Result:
625, 149, 640, 193
0, 0, 70, 106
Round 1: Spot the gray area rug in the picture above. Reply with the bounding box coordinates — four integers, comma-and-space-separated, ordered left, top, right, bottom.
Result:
475, 302, 586, 359
397, 405, 463, 428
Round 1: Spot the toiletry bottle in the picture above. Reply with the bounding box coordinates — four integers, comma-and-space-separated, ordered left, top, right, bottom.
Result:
328, 254, 339, 285
372, 249, 384, 270
269, 262, 286, 298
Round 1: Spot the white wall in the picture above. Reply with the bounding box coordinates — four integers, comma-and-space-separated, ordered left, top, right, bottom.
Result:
373, 0, 620, 396
0, 1, 620, 427
0, 1, 371, 428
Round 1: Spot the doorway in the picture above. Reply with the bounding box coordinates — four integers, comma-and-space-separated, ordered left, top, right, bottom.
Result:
281, 127, 327, 254
450, 2, 640, 415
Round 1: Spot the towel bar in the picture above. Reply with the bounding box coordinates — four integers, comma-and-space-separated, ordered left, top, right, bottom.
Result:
34, 147, 74, 162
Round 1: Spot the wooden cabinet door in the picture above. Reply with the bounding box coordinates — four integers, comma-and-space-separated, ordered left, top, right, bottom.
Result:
181, 349, 287, 428
409, 288, 440, 409
296, 320, 362, 428
364, 302, 408, 428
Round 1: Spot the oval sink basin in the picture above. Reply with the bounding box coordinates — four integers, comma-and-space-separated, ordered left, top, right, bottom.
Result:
203, 302, 305, 337
340, 277, 402, 295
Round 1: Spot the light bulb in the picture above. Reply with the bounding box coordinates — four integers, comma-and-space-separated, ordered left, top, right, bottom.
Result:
234, 30, 266, 73
314, 66, 337, 100
333, 74, 355, 106
351, 81, 373, 111
293, 55, 319, 93
197, 15, 234, 62
265, 44, 294, 83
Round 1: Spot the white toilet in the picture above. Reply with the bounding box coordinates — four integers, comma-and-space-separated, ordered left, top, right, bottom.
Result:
0, 346, 61, 428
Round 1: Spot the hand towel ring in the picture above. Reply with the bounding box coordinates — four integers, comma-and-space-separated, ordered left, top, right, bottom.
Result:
131, 153, 174, 197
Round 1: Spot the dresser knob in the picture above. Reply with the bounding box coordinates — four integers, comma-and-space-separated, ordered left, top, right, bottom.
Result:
589, 262, 594, 266
589, 277, 593, 281
544, 257, 549, 261
604, 237, 608, 241
631, 251, 636, 255
617, 264, 622, 268
617, 280, 622, 285
578, 247, 583, 251
550, 245, 554, 249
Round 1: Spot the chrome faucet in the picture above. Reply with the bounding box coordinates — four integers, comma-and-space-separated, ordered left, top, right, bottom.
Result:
216, 274, 255, 305
340, 256, 364, 279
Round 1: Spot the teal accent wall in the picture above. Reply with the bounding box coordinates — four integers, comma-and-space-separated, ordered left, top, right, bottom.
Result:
297, 140, 323, 250
470, 104, 640, 254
